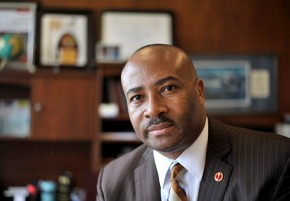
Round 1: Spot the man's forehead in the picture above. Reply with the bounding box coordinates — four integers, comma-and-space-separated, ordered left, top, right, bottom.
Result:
122, 63, 179, 83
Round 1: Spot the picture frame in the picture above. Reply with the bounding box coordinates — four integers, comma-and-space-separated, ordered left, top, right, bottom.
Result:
98, 10, 174, 62
195, 60, 251, 109
191, 54, 278, 115
37, 8, 95, 68
0, 2, 37, 72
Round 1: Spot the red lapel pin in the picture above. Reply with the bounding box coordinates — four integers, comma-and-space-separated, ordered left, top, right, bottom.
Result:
214, 172, 223, 182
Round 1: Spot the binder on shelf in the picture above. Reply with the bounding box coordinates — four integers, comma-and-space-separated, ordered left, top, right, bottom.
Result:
275, 123, 290, 138
0, 99, 31, 137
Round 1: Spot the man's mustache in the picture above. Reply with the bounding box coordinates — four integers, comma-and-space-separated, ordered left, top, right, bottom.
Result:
146, 116, 175, 129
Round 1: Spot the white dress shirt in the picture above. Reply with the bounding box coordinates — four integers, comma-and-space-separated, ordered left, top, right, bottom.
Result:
153, 117, 208, 201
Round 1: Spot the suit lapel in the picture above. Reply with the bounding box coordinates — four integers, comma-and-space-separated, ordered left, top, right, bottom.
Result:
131, 118, 233, 201
134, 148, 161, 201
198, 118, 233, 201
198, 153, 232, 201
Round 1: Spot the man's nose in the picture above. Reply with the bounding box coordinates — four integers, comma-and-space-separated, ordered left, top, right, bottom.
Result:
144, 95, 168, 118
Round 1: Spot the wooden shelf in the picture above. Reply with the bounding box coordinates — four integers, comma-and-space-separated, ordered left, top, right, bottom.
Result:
1, 1, 289, 200
101, 132, 140, 143
0, 136, 31, 141
0, 70, 31, 86
97, 63, 125, 77
0, 136, 94, 143
33, 68, 96, 78
213, 114, 280, 130
0, 68, 100, 198
102, 113, 129, 121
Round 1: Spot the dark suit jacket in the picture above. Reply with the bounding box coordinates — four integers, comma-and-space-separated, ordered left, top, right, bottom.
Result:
96, 118, 290, 201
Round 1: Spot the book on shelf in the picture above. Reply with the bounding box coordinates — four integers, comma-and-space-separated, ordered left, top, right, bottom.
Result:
100, 77, 127, 117
115, 80, 128, 114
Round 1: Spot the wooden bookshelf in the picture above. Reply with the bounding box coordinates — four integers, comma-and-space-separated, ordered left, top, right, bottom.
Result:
1, 1, 290, 200
0, 69, 100, 201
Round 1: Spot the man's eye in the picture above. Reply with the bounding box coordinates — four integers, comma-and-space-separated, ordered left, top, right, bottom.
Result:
131, 95, 143, 102
164, 85, 176, 92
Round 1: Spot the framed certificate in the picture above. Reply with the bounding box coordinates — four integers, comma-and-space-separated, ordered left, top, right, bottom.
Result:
98, 10, 174, 62
0, 2, 37, 72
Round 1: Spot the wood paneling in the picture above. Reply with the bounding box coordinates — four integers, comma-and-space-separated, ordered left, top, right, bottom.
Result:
0, 69, 99, 200
40, 0, 290, 114
31, 71, 96, 140
0, 1, 289, 200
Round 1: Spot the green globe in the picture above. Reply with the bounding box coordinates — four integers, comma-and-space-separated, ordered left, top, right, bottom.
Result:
0, 34, 24, 60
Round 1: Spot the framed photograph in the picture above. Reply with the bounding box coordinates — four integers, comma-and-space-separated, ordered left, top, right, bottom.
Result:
37, 8, 94, 68
98, 10, 174, 62
195, 60, 251, 108
0, 2, 37, 72
191, 54, 278, 115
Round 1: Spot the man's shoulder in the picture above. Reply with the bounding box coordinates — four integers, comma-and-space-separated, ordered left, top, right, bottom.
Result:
102, 144, 150, 172
209, 117, 290, 148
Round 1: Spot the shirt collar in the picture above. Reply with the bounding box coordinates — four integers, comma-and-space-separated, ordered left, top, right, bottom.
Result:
153, 117, 208, 187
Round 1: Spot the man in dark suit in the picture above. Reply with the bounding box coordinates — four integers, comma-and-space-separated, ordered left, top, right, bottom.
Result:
96, 44, 290, 201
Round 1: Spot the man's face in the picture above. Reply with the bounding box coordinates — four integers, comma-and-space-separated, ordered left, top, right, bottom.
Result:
121, 47, 206, 157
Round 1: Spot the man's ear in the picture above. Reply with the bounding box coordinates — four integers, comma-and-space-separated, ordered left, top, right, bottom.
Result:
195, 79, 205, 106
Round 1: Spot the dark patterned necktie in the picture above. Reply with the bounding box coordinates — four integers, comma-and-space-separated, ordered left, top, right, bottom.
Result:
169, 163, 188, 201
